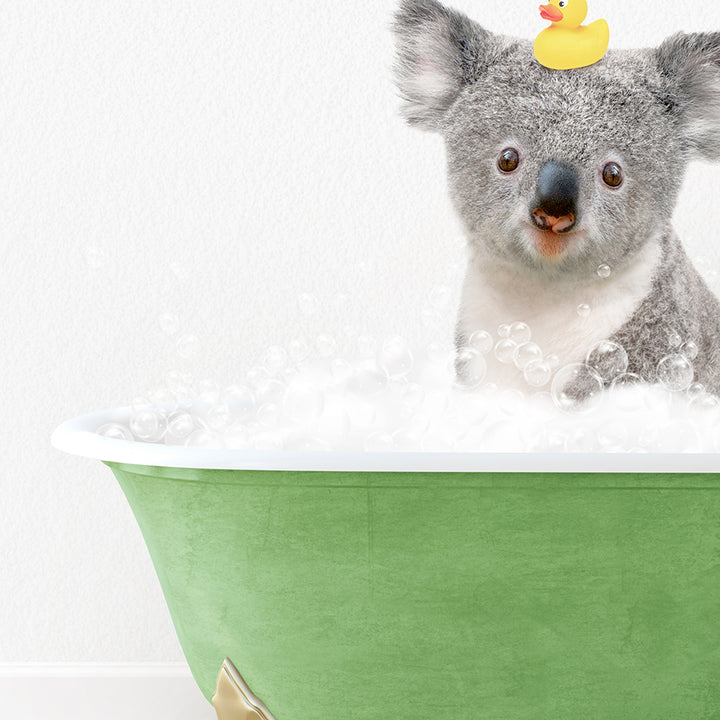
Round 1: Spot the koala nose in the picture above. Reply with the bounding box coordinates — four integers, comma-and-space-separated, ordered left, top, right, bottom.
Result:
532, 161, 579, 233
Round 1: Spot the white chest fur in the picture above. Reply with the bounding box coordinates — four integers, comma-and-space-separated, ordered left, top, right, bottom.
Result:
457, 240, 662, 388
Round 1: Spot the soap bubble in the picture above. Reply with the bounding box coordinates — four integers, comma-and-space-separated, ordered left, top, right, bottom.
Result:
158, 313, 180, 336
453, 347, 487, 389
467, 330, 493, 355
204, 403, 232, 432
508, 322, 531, 345
298, 293, 320, 318
524, 360, 552, 388
497, 323, 511, 338
494, 339, 517, 364
378, 336, 414, 378
288, 338, 311, 364
667, 329, 683, 349
513, 342, 543, 370
597, 264, 612, 278
284, 379, 325, 424
165, 412, 195, 441
196, 377, 220, 405
657, 354, 694, 392
681, 340, 699, 360
223, 384, 255, 420
577, 303, 591, 318
687, 382, 705, 400
130, 408, 166, 442
97, 423, 133, 441
551, 363, 604, 413
176, 333, 200, 359
585, 341, 628, 382
545, 354, 560, 368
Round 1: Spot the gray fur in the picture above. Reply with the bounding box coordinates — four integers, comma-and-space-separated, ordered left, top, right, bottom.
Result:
612, 231, 720, 391
393, 0, 720, 394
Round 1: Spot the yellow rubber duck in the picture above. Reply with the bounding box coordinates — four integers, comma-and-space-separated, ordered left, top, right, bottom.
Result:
534, 0, 609, 70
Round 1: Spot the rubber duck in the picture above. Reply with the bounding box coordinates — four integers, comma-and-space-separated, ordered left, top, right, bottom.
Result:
534, 0, 609, 70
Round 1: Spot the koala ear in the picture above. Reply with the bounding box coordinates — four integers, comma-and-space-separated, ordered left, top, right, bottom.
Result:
656, 32, 720, 160
393, 0, 498, 130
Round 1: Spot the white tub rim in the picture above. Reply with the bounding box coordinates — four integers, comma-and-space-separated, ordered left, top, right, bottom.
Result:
50, 406, 720, 473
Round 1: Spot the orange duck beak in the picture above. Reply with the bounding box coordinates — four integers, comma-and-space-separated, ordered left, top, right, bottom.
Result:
539, 3, 564, 21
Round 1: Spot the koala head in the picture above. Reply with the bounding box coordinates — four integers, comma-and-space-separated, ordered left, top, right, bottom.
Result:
393, 0, 720, 281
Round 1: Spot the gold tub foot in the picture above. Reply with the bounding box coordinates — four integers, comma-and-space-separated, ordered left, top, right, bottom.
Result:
212, 658, 276, 720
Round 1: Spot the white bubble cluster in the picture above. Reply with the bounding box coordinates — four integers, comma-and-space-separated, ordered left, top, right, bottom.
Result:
100, 318, 720, 453
98, 247, 720, 455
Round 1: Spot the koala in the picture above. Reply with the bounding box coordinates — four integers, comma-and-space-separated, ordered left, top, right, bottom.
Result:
393, 0, 720, 395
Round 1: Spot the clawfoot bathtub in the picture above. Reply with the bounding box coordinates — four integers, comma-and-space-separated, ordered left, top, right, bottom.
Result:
53, 407, 720, 719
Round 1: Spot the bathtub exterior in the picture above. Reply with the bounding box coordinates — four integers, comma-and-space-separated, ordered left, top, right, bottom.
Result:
107, 461, 720, 720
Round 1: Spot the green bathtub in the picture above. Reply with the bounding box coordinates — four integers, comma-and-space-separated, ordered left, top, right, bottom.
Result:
53, 408, 720, 719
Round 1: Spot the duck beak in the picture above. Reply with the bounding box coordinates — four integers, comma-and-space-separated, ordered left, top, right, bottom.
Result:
539, 3, 564, 21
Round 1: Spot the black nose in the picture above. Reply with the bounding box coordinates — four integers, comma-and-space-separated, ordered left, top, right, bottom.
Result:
533, 161, 579, 222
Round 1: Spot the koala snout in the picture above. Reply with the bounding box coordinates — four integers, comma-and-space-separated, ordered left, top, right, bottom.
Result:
531, 161, 579, 234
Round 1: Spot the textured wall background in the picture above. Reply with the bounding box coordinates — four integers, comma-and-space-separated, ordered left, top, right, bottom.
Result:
2, 0, 720, 662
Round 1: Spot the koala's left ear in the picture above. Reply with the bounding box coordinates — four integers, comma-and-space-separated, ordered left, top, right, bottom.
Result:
656, 32, 720, 160
392, 0, 502, 131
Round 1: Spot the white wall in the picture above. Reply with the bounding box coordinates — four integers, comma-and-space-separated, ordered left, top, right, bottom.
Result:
2, 0, 720, 670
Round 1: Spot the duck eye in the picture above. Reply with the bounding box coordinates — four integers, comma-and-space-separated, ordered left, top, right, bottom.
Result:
602, 162, 623, 188
498, 148, 520, 173
558, 1, 566, 6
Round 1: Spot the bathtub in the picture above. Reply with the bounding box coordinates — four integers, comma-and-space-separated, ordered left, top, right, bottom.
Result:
53, 406, 720, 719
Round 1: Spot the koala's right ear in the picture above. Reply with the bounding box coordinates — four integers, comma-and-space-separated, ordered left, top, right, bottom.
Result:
393, 0, 499, 131
656, 32, 720, 160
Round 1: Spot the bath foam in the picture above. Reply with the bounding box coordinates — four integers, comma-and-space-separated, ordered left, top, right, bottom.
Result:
99, 329, 720, 454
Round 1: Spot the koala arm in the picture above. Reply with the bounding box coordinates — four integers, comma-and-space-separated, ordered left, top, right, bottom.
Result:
610, 231, 720, 395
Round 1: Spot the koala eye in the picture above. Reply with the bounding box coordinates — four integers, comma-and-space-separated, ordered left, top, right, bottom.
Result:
602, 162, 623, 188
498, 148, 520, 173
